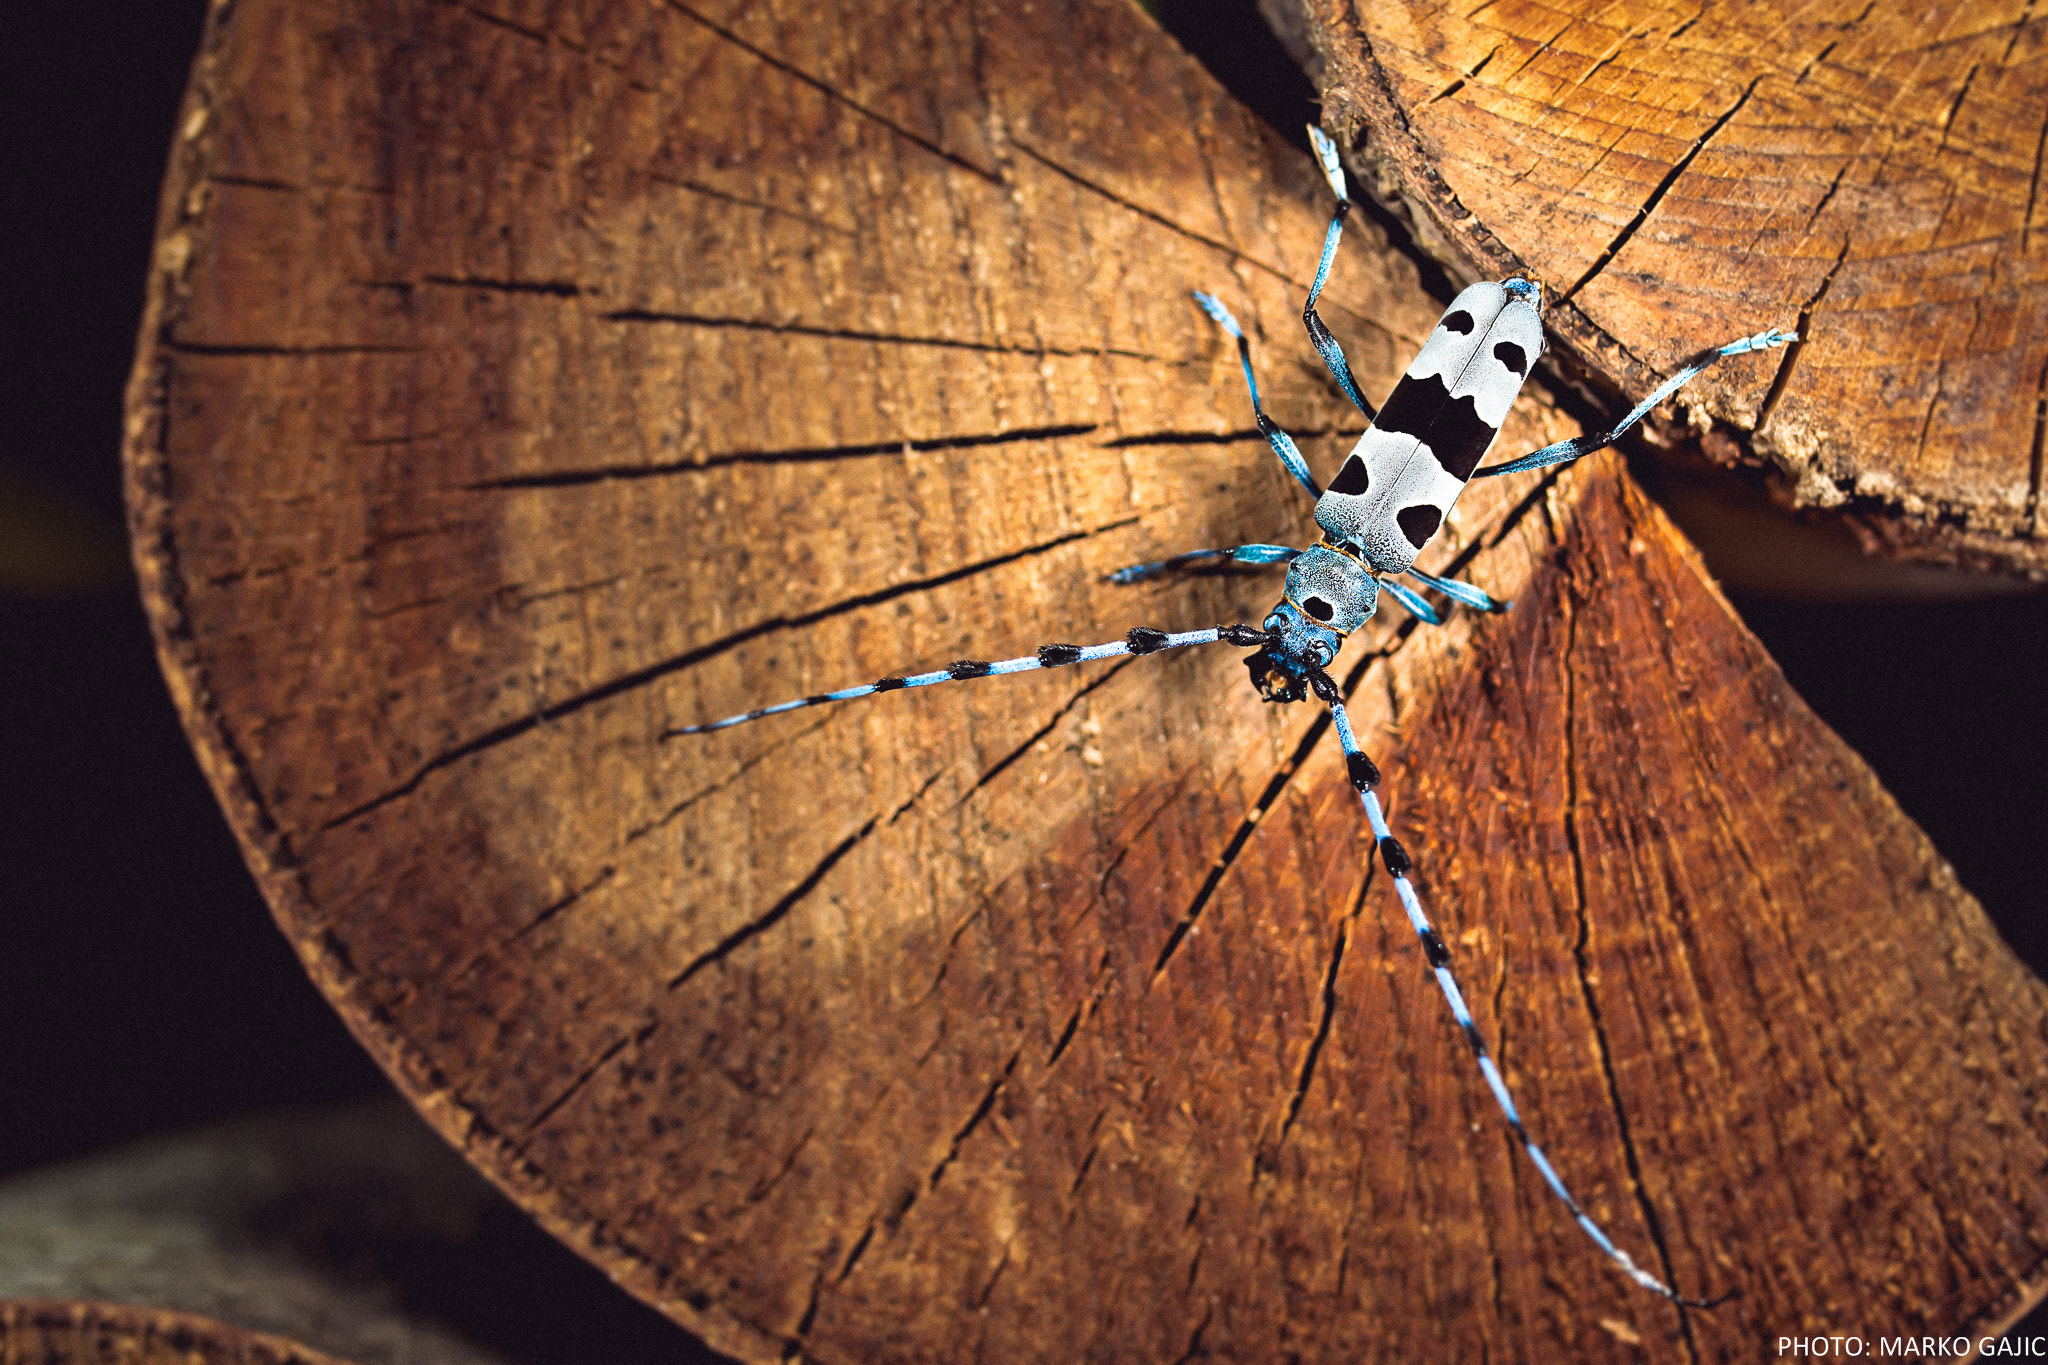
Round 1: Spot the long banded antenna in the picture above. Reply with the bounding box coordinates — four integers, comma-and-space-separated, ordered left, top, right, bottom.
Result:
1309, 667, 1720, 1308
669, 624, 1274, 736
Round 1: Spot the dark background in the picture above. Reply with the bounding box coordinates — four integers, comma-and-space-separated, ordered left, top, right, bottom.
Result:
2, 0, 2040, 1353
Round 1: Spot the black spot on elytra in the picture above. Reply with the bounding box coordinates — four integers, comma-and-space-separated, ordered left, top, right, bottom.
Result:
1493, 340, 1528, 376
1329, 454, 1371, 496
1036, 643, 1082, 667
1396, 504, 1443, 548
1374, 371, 1499, 481
1302, 596, 1334, 622
1441, 309, 1475, 334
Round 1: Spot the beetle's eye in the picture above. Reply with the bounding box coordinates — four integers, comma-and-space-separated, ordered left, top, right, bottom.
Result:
1264, 613, 1284, 632
1314, 644, 1333, 666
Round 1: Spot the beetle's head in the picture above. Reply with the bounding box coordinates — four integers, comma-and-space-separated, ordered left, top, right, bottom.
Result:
1244, 600, 1342, 704
1241, 546, 1377, 703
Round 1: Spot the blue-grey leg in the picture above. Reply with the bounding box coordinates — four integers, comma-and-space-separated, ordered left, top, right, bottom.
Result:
1307, 667, 1717, 1307
669, 623, 1275, 736
1302, 126, 1376, 421
1107, 543, 1299, 585
1191, 292, 1323, 499
1379, 576, 1443, 626
1473, 328, 1797, 479
1407, 566, 1508, 613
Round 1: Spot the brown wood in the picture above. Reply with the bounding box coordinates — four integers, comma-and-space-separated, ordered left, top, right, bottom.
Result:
0, 1301, 355, 1365
126, 0, 2048, 1359
1291, 0, 2048, 577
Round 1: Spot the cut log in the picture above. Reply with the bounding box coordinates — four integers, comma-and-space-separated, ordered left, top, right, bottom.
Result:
1286, 0, 2048, 577
0, 1300, 355, 1365
126, 0, 2048, 1359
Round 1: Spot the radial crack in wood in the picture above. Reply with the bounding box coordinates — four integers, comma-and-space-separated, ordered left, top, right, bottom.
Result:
127, 0, 2048, 1359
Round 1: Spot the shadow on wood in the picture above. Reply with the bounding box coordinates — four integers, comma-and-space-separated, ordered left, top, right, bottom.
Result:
125, 0, 2048, 1358
0, 1099, 724, 1365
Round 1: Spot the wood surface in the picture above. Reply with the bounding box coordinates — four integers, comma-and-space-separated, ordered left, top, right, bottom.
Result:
0, 1301, 354, 1365
126, 0, 2048, 1358
1290, 0, 2048, 577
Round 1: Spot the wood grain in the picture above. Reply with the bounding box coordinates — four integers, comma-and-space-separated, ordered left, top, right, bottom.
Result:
126, 0, 2048, 1358
0, 1301, 355, 1365
1292, 0, 2048, 576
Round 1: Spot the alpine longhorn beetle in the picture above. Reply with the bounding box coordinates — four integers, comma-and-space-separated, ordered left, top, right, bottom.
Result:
671, 125, 1793, 1302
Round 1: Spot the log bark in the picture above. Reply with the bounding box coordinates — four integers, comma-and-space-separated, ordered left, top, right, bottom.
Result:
1287, 0, 2048, 577
126, 0, 2048, 1359
0, 1300, 355, 1365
